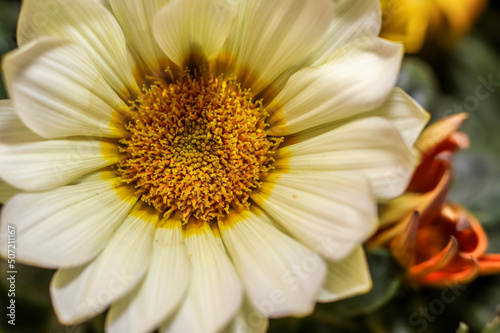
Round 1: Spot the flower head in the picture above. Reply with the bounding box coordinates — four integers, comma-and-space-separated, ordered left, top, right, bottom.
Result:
370, 114, 500, 287
380, 0, 487, 53
0, 0, 428, 332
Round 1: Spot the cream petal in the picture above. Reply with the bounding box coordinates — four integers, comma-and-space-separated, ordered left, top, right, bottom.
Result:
0, 171, 137, 268
252, 172, 377, 261
0, 138, 118, 192
0, 99, 13, 111
153, 0, 238, 67
274, 117, 415, 200
0, 100, 39, 142
94, 0, 111, 10
160, 222, 242, 333
223, 0, 333, 92
0, 108, 119, 191
3, 38, 128, 139
221, 298, 269, 333
308, 0, 382, 65
17, 0, 138, 96
106, 219, 191, 333
107, 0, 171, 72
379, 193, 426, 227
0, 101, 20, 203
366, 88, 430, 148
317, 246, 372, 302
268, 38, 403, 136
220, 208, 326, 317
50, 204, 157, 325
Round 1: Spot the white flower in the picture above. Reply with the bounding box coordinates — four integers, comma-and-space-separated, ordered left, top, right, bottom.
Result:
0, 0, 429, 332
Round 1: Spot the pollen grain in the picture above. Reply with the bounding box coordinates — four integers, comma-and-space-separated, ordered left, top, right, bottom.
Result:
117, 71, 281, 223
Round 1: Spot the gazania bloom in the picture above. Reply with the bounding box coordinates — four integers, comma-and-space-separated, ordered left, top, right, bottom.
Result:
370, 114, 500, 287
380, 0, 487, 53
0, 0, 428, 332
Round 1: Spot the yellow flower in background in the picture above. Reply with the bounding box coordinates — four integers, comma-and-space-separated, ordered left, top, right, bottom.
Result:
0, 0, 428, 332
380, 0, 487, 53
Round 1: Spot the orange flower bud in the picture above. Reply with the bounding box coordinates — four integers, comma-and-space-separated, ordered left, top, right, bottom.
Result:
371, 114, 500, 287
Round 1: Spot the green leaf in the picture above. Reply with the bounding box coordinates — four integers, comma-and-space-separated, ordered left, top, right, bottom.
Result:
0, 1, 20, 99
0, 259, 54, 308
482, 307, 500, 333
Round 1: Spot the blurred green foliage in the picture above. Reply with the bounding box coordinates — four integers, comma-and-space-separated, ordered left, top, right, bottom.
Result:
0, 0, 20, 100
0, 0, 500, 332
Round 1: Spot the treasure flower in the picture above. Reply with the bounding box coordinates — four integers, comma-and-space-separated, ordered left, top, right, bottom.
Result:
370, 114, 500, 287
379, 0, 487, 53
0, 0, 428, 332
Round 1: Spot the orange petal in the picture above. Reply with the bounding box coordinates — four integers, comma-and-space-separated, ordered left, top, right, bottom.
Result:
428, 132, 469, 160
410, 236, 458, 277
379, 192, 426, 227
372, 159, 451, 249
449, 132, 470, 150
415, 113, 468, 158
368, 209, 416, 248
452, 205, 488, 258
407, 154, 451, 204
413, 257, 479, 287
478, 254, 500, 275
391, 211, 419, 268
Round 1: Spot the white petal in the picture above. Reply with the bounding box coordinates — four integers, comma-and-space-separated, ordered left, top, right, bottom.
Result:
3, 38, 128, 139
0, 100, 39, 142
268, 38, 403, 136
308, 0, 382, 65
274, 117, 415, 200
223, 0, 333, 92
50, 204, 156, 325
17, 0, 138, 96
317, 246, 372, 302
106, 219, 191, 333
0, 171, 137, 268
94, 0, 111, 10
153, 0, 238, 67
0, 101, 20, 203
367, 88, 430, 148
220, 208, 326, 317
160, 222, 242, 333
221, 298, 269, 333
108, 0, 171, 72
0, 99, 14, 111
0, 109, 119, 191
252, 172, 377, 261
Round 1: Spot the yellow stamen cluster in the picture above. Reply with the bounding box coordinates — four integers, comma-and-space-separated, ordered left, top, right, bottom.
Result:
117, 72, 281, 222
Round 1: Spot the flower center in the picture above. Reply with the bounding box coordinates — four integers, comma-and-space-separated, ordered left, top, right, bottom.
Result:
117, 71, 281, 222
